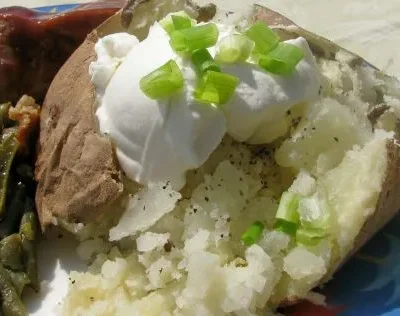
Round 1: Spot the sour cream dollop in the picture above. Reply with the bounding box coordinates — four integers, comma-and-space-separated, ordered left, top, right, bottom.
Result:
90, 20, 320, 190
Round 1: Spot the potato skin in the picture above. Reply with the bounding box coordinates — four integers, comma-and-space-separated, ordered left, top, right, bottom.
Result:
35, 31, 123, 230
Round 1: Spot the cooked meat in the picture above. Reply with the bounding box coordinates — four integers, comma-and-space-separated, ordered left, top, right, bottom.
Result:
0, 2, 123, 105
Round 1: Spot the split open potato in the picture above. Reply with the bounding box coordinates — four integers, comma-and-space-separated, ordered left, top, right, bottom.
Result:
35, 0, 400, 313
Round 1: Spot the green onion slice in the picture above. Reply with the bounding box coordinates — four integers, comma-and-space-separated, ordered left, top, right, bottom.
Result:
191, 48, 220, 74
215, 34, 255, 63
241, 221, 264, 246
170, 23, 219, 53
172, 15, 193, 30
259, 42, 305, 75
244, 21, 280, 54
298, 194, 330, 230
296, 227, 327, 246
274, 191, 300, 236
274, 219, 298, 236
194, 71, 239, 105
140, 59, 184, 100
160, 11, 195, 34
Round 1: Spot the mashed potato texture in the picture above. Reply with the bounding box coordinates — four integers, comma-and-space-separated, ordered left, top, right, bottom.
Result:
62, 132, 389, 315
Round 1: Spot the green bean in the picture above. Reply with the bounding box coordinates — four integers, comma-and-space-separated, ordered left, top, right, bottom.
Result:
19, 209, 39, 292
15, 165, 34, 184
0, 129, 19, 219
4, 270, 29, 296
0, 234, 23, 271
0, 264, 27, 316
0, 182, 26, 239
0, 103, 10, 134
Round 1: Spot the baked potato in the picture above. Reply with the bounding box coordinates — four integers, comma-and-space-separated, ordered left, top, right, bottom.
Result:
35, 0, 400, 314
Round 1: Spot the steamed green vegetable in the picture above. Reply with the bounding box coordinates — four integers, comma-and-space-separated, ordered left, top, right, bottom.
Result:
0, 183, 26, 239
0, 97, 41, 315
0, 234, 23, 271
20, 209, 39, 291
0, 129, 19, 219
0, 263, 27, 316
0, 103, 11, 134
5, 270, 30, 296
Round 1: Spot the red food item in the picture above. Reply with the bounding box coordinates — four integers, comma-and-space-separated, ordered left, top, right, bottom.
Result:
0, 1, 124, 104
284, 300, 346, 316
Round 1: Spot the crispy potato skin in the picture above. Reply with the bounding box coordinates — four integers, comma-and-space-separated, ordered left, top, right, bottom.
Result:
35, 31, 123, 230
253, 4, 293, 27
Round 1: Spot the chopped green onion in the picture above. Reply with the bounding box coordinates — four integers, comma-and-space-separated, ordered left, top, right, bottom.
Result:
244, 21, 280, 54
215, 34, 255, 63
194, 71, 239, 105
298, 194, 330, 230
296, 227, 327, 246
172, 15, 193, 30
241, 221, 264, 246
140, 59, 184, 100
274, 219, 298, 236
259, 42, 305, 75
160, 11, 195, 34
170, 23, 219, 53
273, 191, 300, 236
191, 48, 220, 74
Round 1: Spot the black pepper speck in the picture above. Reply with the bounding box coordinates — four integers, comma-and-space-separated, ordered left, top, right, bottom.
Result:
164, 240, 174, 252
